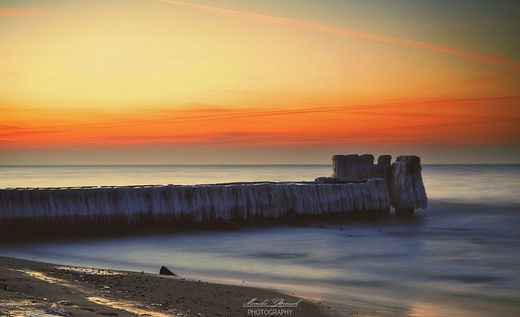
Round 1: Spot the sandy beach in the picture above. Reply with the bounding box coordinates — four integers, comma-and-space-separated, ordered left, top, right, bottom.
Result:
0, 256, 336, 317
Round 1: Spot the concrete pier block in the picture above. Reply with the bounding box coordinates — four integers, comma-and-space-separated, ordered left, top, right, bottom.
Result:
377, 155, 392, 165
391, 155, 428, 210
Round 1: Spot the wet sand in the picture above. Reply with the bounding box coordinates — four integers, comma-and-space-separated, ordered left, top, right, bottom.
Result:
0, 256, 335, 317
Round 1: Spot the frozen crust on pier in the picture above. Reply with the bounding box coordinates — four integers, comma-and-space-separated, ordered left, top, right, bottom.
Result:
391, 155, 428, 210
331, 154, 428, 211
0, 180, 391, 224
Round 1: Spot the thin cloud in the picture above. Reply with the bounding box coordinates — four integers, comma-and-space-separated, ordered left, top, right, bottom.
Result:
449, 70, 516, 86
0, 6, 47, 18
346, 20, 520, 28
128, 96, 520, 126
3, 96, 519, 149
153, 0, 520, 69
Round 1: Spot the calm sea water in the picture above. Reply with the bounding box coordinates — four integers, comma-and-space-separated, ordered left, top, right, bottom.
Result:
1, 164, 520, 316
0, 165, 332, 188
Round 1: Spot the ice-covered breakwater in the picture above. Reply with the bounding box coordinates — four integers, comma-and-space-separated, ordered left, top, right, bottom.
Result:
331, 154, 427, 213
0, 154, 426, 238
0, 179, 390, 234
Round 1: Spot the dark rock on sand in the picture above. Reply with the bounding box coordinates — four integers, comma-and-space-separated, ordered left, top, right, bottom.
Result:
159, 266, 177, 276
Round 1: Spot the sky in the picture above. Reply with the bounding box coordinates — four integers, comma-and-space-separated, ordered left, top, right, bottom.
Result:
1, 0, 519, 165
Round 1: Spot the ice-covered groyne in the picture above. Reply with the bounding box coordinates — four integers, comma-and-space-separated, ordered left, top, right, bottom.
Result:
0, 154, 426, 238
0, 180, 390, 222
390, 155, 428, 211
331, 154, 427, 213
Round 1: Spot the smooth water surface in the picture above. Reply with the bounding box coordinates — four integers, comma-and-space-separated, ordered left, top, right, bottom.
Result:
0, 165, 331, 188
2, 164, 520, 316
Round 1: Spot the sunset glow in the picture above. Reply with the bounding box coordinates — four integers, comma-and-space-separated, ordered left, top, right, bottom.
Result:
1, 0, 519, 164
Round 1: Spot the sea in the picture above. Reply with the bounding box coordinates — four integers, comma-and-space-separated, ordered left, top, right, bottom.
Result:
1, 164, 519, 316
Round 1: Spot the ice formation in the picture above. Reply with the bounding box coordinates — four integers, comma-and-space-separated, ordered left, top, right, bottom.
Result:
0, 179, 391, 224
332, 154, 392, 182
332, 154, 427, 211
0, 154, 427, 236
390, 155, 428, 210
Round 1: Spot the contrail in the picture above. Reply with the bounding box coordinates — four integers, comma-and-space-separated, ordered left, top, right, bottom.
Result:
153, 0, 520, 69
0, 6, 47, 18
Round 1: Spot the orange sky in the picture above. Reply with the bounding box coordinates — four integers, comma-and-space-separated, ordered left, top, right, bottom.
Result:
1, 0, 519, 164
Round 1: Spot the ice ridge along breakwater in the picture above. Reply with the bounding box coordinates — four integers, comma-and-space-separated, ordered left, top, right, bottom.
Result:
331, 154, 427, 214
0, 155, 426, 238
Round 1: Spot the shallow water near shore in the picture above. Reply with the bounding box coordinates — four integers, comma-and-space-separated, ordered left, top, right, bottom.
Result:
2, 164, 520, 316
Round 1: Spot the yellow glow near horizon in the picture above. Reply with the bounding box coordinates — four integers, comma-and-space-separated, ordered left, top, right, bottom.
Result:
1, 0, 519, 163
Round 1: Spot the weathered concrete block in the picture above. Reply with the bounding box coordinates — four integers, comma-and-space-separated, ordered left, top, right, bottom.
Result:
377, 155, 392, 166
391, 155, 428, 210
332, 155, 347, 178
360, 154, 374, 165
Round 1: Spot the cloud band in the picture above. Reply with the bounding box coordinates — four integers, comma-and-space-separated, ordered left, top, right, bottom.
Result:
153, 0, 520, 69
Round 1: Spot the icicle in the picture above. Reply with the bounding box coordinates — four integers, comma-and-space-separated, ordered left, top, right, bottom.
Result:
391, 156, 428, 210
1, 173, 404, 227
